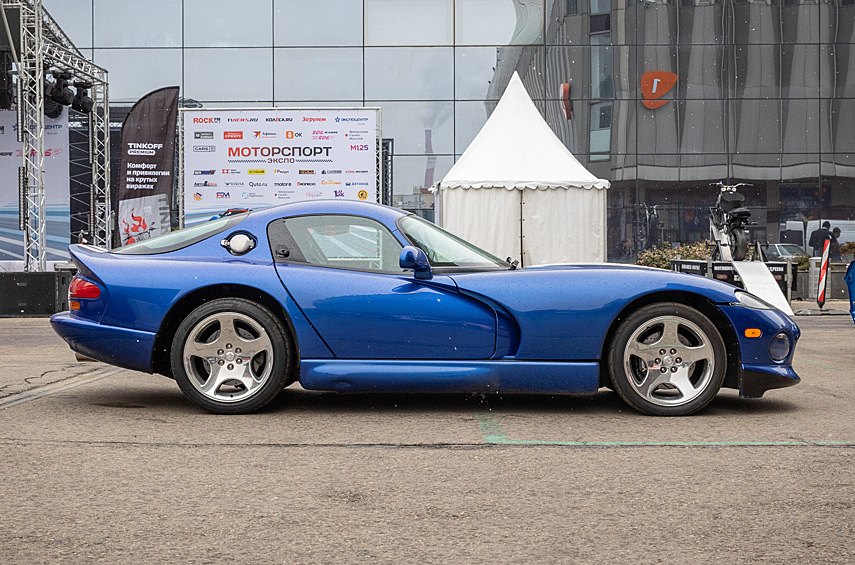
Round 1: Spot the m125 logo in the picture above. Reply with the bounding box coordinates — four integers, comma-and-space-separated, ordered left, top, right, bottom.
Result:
641, 71, 677, 110
350, 144, 369, 151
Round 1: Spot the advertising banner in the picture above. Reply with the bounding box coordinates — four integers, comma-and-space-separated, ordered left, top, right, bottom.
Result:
181, 108, 378, 225
0, 106, 69, 262
115, 86, 180, 247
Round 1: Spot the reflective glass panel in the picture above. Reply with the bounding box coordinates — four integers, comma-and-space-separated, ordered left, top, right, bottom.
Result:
274, 48, 363, 102
455, 47, 505, 100
43, 0, 93, 48
675, 44, 727, 100
589, 101, 612, 158
782, 99, 821, 153
731, 99, 782, 154
365, 0, 453, 46
364, 48, 453, 100
184, 49, 273, 103
827, 99, 855, 154
454, 100, 492, 154
591, 0, 611, 14
365, 101, 454, 155
274, 0, 363, 46
732, 44, 780, 100
390, 155, 453, 199
274, 101, 366, 108
185, 0, 273, 47
546, 46, 591, 100
591, 34, 613, 99
780, 4, 820, 44
781, 44, 820, 99
456, 0, 543, 45
93, 0, 181, 47
93, 49, 182, 102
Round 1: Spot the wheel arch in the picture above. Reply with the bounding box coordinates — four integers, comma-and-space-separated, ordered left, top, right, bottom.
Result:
152, 284, 299, 380
599, 290, 740, 390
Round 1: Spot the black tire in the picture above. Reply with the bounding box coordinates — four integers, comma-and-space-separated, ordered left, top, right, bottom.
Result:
607, 302, 727, 416
170, 298, 293, 414
729, 228, 749, 261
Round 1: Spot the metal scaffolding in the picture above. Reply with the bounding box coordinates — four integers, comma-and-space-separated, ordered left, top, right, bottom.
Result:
3, 0, 110, 271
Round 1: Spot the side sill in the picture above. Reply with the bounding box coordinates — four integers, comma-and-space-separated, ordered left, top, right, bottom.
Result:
299, 359, 600, 394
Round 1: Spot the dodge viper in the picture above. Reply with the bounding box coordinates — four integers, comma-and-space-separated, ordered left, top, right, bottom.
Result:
51, 200, 800, 416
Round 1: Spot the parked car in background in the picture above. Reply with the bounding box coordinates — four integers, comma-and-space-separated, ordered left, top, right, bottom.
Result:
763, 243, 807, 261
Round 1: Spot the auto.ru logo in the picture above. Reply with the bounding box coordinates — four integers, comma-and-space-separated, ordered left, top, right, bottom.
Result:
641, 71, 677, 110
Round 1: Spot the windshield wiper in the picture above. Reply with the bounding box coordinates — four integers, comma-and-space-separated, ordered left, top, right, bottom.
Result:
506, 257, 519, 270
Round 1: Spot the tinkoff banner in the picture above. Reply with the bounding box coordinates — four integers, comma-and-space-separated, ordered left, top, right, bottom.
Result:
182, 108, 377, 225
115, 86, 179, 247
0, 106, 69, 262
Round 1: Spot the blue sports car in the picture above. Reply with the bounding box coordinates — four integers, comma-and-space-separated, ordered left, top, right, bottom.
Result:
51, 200, 800, 416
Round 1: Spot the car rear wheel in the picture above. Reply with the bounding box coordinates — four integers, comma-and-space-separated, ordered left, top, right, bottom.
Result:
607, 302, 727, 416
170, 298, 293, 414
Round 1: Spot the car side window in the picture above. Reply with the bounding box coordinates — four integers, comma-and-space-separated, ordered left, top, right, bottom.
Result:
268, 215, 405, 273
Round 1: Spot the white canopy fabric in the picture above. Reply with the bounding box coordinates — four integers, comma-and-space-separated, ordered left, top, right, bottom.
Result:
436, 72, 610, 265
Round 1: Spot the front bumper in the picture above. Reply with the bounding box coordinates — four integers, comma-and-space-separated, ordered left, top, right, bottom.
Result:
740, 364, 800, 398
50, 312, 156, 373
718, 304, 801, 398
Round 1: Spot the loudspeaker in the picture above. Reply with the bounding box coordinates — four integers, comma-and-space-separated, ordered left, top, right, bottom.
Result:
0, 272, 72, 316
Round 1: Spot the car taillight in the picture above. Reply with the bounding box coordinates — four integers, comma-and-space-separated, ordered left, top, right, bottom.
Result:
69, 277, 101, 299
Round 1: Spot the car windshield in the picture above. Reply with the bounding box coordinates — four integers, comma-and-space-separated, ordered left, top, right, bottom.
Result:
397, 215, 509, 270
781, 244, 805, 255
112, 213, 248, 255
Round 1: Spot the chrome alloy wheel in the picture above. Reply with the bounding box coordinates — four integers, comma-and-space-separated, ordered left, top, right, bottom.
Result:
622, 315, 717, 407
182, 311, 274, 403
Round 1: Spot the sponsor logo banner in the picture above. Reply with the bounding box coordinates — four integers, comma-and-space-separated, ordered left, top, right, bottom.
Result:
183, 108, 378, 223
116, 87, 179, 247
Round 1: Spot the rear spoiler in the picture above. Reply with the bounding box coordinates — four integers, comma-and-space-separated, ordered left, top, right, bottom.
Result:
68, 244, 111, 282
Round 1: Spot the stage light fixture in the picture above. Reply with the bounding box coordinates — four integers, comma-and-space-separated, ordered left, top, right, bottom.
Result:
72, 81, 94, 113
48, 71, 74, 106
43, 80, 63, 118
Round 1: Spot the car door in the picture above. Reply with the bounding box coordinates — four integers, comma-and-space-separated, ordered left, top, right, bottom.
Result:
268, 214, 497, 360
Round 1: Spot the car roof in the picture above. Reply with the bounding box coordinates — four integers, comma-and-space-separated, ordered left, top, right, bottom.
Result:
247, 199, 410, 225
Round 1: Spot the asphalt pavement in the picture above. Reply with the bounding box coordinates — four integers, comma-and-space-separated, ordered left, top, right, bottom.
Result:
0, 312, 853, 564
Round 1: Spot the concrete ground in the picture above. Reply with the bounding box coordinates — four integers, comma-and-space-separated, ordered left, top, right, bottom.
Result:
0, 312, 853, 564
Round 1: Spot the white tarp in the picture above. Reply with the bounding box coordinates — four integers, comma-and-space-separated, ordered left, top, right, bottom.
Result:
437, 72, 609, 265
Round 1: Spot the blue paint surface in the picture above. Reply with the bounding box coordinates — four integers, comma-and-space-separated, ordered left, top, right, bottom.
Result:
50, 200, 801, 398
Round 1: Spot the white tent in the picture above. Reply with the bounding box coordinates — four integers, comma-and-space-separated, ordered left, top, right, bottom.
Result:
436, 73, 610, 265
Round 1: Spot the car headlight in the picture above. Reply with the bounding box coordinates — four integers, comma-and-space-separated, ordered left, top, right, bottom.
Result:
734, 290, 775, 310
769, 332, 791, 361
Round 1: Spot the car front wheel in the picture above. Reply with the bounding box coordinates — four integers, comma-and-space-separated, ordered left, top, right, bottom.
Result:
170, 298, 293, 414
607, 302, 727, 416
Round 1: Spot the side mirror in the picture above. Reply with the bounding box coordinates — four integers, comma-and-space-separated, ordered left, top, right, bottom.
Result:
399, 246, 432, 280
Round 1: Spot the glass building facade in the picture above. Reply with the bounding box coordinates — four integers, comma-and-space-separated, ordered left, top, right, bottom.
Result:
43, 0, 855, 257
